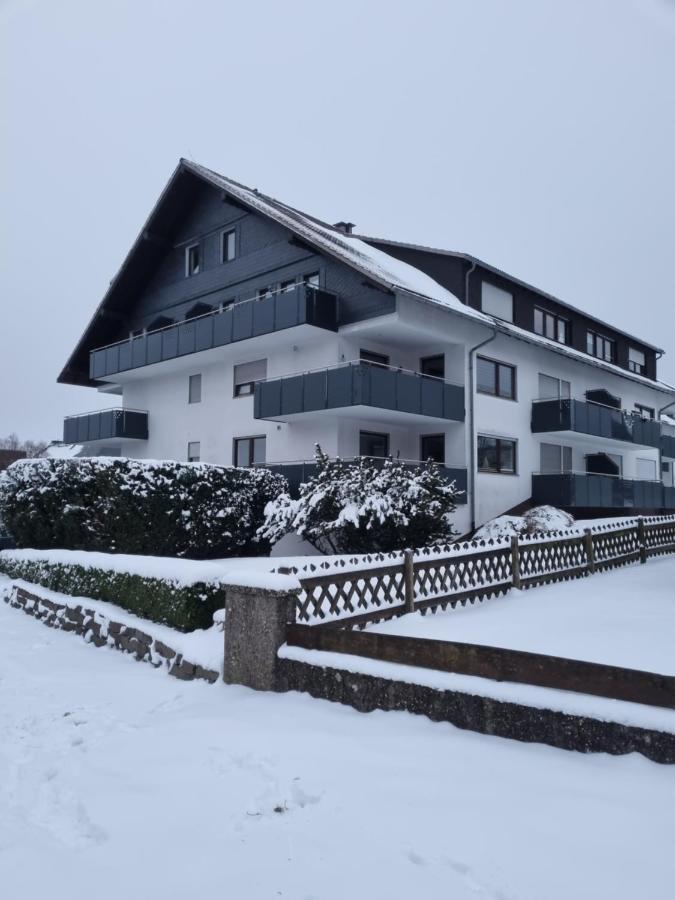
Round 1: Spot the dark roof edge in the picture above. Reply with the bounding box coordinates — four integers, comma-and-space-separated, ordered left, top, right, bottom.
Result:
358, 234, 664, 355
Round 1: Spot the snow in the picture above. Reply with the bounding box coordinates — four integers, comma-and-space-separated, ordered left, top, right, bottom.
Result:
186, 160, 675, 396
366, 554, 675, 676
0, 547, 299, 592
45, 443, 83, 459
279, 646, 675, 735
0, 577, 224, 672
1, 585, 674, 899
474, 506, 575, 542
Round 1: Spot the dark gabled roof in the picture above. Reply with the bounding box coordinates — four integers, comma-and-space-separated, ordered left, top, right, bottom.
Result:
358, 235, 664, 354
60, 159, 672, 394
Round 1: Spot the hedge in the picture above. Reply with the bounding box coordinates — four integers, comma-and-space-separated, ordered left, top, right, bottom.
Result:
0, 457, 287, 559
0, 554, 225, 631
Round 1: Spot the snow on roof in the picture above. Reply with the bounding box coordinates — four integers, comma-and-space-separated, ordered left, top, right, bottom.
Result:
185, 160, 675, 396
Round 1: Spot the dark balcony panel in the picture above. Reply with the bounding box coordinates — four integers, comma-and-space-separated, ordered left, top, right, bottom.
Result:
531, 398, 661, 448
213, 309, 233, 346
105, 345, 121, 376
661, 434, 675, 459
232, 301, 254, 341
117, 342, 132, 372
146, 331, 162, 365
307, 287, 339, 331
161, 328, 178, 360
664, 486, 675, 509
177, 320, 197, 356
532, 472, 666, 510
254, 378, 281, 419
131, 336, 147, 368
254, 363, 465, 423
195, 315, 214, 352
252, 296, 276, 336
63, 409, 148, 444
276, 289, 302, 330
90, 349, 107, 380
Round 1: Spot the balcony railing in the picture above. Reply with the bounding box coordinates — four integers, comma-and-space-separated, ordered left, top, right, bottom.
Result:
89, 284, 339, 380
63, 408, 149, 444
532, 471, 673, 510
531, 398, 661, 448
256, 457, 468, 501
662, 433, 675, 459
254, 362, 465, 422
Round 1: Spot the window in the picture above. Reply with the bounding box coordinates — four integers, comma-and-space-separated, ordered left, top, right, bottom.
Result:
420, 355, 445, 379
540, 443, 572, 474
662, 461, 673, 487
635, 403, 655, 420
234, 436, 266, 467
477, 356, 516, 399
477, 436, 517, 474
186, 244, 200, 276
222, 229, 236, 262
220, 299, 234, 313
188, 374, 202, 404
534, 307, 569, 345
185, 302, 213, 320
233, 359, 267, 397
587, 330, 616, 363
538, 374, 571, 400
280, 278, 297, 293
359, 431, 389, 458
481, 282, 514, 322
129, 327, 145, 339
629, 348, 646, 375
636, 458, 657, 480
257, 286, 273, 301
360, 349, 390, 367
187, 441, 200, 462
305, 272, 320, 289
421, 434, 445, 464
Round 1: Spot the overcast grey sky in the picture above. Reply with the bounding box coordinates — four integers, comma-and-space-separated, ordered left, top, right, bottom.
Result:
2, 0, 674, 441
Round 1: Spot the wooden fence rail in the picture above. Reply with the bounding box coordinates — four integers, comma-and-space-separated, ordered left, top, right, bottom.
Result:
293, 514, 675, 627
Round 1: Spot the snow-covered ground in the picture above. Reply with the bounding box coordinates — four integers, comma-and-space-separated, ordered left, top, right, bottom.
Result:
1, 589, 675, 899
369, 555, 675, 675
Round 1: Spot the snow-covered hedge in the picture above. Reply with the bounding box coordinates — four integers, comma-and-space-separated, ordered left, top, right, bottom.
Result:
0, 457, 286, 559
0, 550, 226, 631
260, 448, 461, 554
473, 506, 575, 542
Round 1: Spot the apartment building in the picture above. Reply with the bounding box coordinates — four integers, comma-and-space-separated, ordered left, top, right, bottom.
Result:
59, 160, 675, 534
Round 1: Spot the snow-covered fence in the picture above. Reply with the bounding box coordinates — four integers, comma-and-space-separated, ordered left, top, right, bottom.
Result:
292, 514, 675, 627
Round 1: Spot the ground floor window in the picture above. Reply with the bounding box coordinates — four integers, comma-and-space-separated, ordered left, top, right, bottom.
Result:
540, 442, 572, 474
636, 458, 658, 481
420, 433, 445, 464
187, 441, 201, 463
477, 435, 516, 474
359, 431, 389, 458
420, 355, 445, 379
359, 349, 390, 367
234, 436, 266, 467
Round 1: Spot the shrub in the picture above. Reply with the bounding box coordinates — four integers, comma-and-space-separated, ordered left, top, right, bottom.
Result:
0, 551, 225, 631
260, 447, 461, 554
0, 457, 286, 559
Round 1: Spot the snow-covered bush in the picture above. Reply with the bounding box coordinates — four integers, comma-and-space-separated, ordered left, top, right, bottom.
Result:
260, 447, 461, 554
473, 505, 575, 542
0, 552, 223, 630
0, 457, 286, 559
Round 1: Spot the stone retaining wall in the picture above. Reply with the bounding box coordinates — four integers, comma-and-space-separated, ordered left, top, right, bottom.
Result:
6, 585, 220, 684
279, 658, 675, 765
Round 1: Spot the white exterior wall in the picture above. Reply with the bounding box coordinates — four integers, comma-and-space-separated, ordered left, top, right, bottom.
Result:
90, 294, 672, 535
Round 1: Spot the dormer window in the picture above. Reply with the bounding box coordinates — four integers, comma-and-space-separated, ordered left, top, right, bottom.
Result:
629, 348, 646, 375
534, 307, 568, 345
481, 282, 513, 323
222, 229, 236, 262
186, 243, 200, 276
587, 330, 616, 363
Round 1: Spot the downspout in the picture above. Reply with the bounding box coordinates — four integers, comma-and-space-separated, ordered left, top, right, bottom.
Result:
463, 260, 498, 532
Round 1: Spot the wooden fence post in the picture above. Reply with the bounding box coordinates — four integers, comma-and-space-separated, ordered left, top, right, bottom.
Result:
403, 549, 415, 613
510, 535, 521, 589
584, 529, 596, 574
637, 519, 647, 564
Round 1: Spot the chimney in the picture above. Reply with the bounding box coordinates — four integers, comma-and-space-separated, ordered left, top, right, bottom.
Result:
333, 221, 355, 235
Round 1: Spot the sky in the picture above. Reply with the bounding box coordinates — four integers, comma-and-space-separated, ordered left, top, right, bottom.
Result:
1, 0, 675, 441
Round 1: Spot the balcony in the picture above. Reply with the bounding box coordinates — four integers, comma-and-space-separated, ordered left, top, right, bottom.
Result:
531, 398, 661, 448
89, 284, 339, 380
662, 433, 675, 459
257, 458, 468, 501
532, 472, 673, 510
254, 362, 465, 424
63, 408, 148, 444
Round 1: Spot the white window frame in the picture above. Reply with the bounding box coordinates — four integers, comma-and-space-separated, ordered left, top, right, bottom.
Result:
481, 282, 514, 323
187, 441, 201, 462
540, 442, 572, 474
538, 373, 571, 401
221, 228, 236, 263
188, 373, 202, 404
233, 359, 267, 397
185, 243, 201, 277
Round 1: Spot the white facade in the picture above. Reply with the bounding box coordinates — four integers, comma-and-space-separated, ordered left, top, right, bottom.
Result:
82, 291, 673, 536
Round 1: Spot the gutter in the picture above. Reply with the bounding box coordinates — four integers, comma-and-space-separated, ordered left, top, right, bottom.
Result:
467, 327, 498, 533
